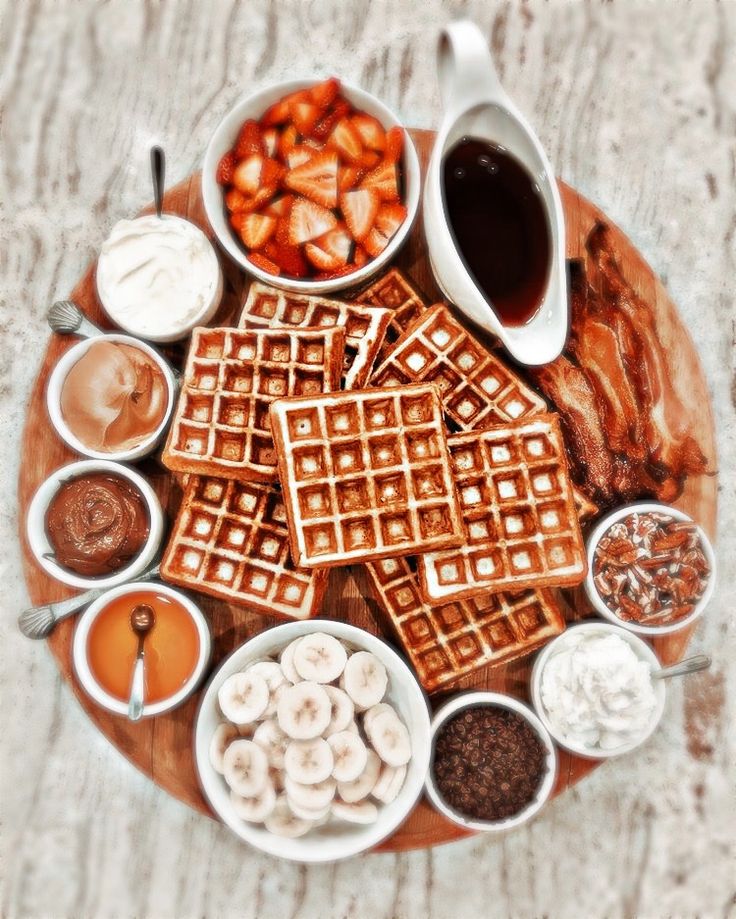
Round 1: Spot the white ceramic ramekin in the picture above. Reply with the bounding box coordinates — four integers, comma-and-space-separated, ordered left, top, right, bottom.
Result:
202, 79, 420, 294
424, 691, 557, 833
26, 459, 164, 590
530, 621, 667, 759
46, 334, 177, 462
194, 619, 431, 863
72, 581, 211, 718
584, 501, 716, 636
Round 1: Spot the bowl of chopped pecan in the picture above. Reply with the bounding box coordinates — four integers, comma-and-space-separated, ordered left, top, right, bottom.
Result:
584, 502, 716, 635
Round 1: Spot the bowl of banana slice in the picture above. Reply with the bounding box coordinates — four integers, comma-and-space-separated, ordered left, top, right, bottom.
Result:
194, 619, 432, 862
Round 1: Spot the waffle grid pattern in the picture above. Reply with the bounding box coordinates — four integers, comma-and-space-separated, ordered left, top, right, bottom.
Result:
365, 556, 565, 693
161, 476, 328, 619
418, 414, 587, 601
355, 268, 428, 359
238, 282, 391, 388
162, 325, 344, 481
270, 383, 465, 567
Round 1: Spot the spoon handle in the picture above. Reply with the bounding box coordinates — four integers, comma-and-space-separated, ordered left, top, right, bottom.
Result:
652, 654, 712, 680
150, 145, 165, 218
128, 650, 146, 721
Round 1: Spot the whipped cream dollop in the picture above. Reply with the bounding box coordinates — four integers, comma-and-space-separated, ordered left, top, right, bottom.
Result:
96, 214, 222, 340
540, 632, 658, 751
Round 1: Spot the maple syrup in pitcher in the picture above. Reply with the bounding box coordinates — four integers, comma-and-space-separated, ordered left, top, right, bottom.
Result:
442, 137, 551, 326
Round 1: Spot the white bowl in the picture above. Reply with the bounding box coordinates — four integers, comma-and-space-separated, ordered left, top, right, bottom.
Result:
46, 334, 177, 462
584, 501, 716, 636
424, 692, 557, 833
530, 621, 666, 759
26, 459, 164, 590
194, 619, 432, 863
202, 78, 420, 294
72, 581, 211, 718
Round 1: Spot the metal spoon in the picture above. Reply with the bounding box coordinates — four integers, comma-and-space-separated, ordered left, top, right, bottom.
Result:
47, 300, 104, 339
128, 603, 155, 721
150, 145, 165, 218
652, 654, 711, 680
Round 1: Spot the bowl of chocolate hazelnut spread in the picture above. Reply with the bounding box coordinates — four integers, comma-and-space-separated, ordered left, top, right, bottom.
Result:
27, 459, 164, 589
46, 335, 176, 461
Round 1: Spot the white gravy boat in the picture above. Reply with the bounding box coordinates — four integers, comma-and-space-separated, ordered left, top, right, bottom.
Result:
424, 20, 568, 366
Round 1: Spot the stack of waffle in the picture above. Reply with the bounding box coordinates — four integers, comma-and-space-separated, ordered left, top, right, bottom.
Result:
160, 270, 594, 693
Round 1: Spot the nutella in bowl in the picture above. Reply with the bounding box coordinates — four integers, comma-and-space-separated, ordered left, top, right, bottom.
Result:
96, 214, 223, 342
26, 459, 164, 590
46, 334, 176, 461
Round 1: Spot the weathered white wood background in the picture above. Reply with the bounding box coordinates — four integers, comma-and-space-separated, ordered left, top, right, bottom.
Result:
1, 1, 734, 917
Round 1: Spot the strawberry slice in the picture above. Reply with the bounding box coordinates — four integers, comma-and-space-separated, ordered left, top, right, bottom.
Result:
310, 77, 340, 110
360, 159, 399, 202
288, 198, 338, 245
290, 101, 321, 136
384, 126, 404, 163
313, 265, 359, 281
312, 99, 350, 140
358, 149, 381, 171
274, 215, 291, 246
327, 118, 364, 164
264, 194, 294, 218
286, 145, 315, 170
216, 151, 236, 184
261, 157, 285, 189
232, 155, 263, 195
248, 252, 281, 275
304, 225, 353, 271
353, 246, 368, 268
340, 188, 380, 243
225, 188, 248, 213
239, 213, 277, 250
278, 125, 299, 161
234, 120, 264, 159
351, 114, 386, 151
284, 150, 339, 208
363, 203, 406, 257
230, 212, 245, 233
261, 99, 291, 126
264, 241, 310, 278
262, 128, 279, 158
338, 165, 364, 192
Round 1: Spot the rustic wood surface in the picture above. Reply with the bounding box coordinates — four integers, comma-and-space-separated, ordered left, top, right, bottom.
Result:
2, 1, 734, 917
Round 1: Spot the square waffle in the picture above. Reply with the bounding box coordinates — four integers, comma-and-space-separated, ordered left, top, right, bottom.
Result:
162, 325, 345, 482
355, 268, 428, 359
365, 556, 565, 693
238, 282, 391, 388
161, 476, 328, 619
371, 302, 547, 429
270, 383, 465, 567
417, 414, 587, 601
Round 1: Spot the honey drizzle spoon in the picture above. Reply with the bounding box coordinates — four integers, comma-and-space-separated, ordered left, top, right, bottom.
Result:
47, 300, 104, 339
128, 603, 155, 721
651, 654, 711, 680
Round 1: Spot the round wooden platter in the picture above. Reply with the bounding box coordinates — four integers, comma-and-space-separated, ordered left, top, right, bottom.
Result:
18, 128, 717, 852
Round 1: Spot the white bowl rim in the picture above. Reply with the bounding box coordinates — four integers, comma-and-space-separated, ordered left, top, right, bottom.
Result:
72, 581, 211, 718
95, 213, 224, 343
583, 500, 716, 636
26, 458, 164, 590
193, 618, 432, 863
45, 333, 177, 461
424, 691, 558, 833
529, 620, 667, 759
201, 77, 420, 295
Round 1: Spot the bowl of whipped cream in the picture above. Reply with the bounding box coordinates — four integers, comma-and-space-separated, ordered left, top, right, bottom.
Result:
530, 622, 666, 759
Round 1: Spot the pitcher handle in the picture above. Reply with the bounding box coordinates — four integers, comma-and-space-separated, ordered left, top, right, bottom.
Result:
437, 20, 507, 117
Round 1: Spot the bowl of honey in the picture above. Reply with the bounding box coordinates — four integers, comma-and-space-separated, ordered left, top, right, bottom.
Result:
72, 582, 211, 718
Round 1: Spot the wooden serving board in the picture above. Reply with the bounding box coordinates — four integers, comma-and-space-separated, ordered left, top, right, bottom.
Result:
18, 129, 717, 852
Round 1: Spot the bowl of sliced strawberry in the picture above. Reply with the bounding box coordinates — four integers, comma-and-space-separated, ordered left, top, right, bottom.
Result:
203, 77, 420, 293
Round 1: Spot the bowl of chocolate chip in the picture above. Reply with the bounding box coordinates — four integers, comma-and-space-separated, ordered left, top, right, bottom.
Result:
425, 692, 557, 833
584, 502, 716, 636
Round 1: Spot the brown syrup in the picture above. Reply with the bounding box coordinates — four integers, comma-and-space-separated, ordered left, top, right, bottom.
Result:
442, 137, 551, 326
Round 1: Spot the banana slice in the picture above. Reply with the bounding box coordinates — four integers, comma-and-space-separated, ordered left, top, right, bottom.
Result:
337, 748, 381, 803
218, 671, 270, 725
372, 763, 407, 804
277, 681, 332, 740
331, 800, 379, 824
367, 711, 411, 767
287, 797, 332, 822
362, 702, 398, 735
283, 738, 334, 785
263, 681, 288, 719
222, 739, 269, 798
323, 685, 354, 734
327, 730, 368, 783
345, 720, 360, 735
229, 782, 276, 823
209, 722, 239, 774
293, 632, 348, 683
341, 651, 388, 710
264, 794, 313, 838
279, 638, 304, 684
284, 774, 336, 811
253, 719, 289, 770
